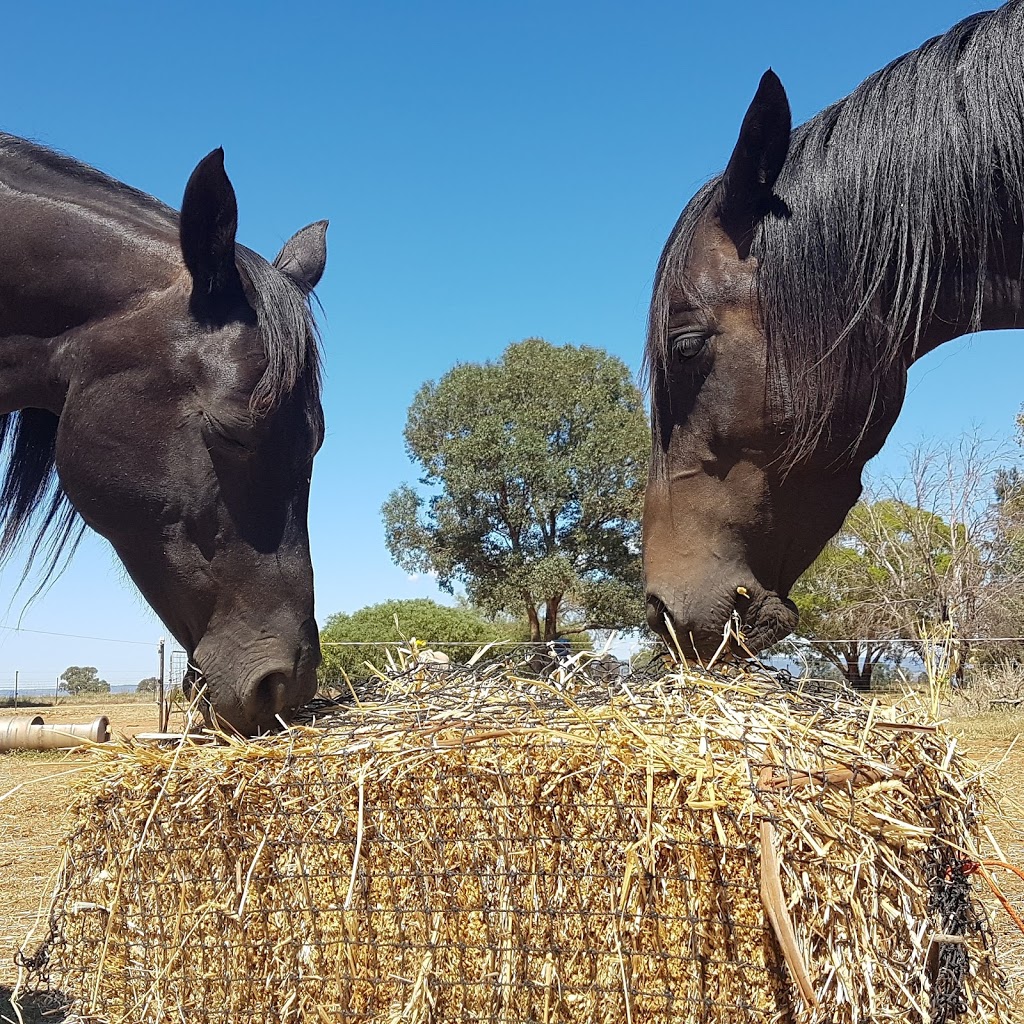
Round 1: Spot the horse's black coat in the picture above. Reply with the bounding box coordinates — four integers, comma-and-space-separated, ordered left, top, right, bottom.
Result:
0, 134, 328, 734
648, 1, 1024, 463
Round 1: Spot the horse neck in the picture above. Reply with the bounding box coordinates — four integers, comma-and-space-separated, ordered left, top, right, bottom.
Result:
915, 227, 1024, 360
0, 183, 180, 416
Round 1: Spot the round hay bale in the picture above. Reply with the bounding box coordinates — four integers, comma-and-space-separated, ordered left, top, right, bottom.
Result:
19, 665, 1014, 1024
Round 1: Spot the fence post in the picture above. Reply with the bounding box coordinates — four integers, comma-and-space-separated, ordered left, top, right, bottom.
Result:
157, 637, 167, 732
54, 674, 60, 707
13, 670, 17, 710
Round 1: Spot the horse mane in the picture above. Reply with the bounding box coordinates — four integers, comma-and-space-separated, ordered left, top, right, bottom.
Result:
0, 138, 323, 592
647, 0, 1024, 463
0, 409, 85, 600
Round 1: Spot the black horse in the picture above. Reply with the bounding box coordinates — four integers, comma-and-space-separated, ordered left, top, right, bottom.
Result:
643, 0, 1024, 659
0, 135, 327, 735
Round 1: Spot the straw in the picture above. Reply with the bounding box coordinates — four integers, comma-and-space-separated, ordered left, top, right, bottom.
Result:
17, 651, 1017, 1024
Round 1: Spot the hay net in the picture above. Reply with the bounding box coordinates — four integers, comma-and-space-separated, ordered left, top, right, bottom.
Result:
19, 657, 1014, 1024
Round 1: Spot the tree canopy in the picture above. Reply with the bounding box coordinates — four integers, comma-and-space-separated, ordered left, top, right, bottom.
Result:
59, 665, 110, 696
319, 598, 524, 683
790, 500, 959, 688
382, 338, 649, 640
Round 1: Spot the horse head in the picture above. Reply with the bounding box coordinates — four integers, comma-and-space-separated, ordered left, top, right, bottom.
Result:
644, 0, 1024, 661
642, 72, 906, 659
0, 143, 328, 734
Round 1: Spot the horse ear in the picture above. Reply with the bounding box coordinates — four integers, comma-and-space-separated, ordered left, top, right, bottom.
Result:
718, 70, 791, 251
180, 148, 245, 315
273, 220, 328, 294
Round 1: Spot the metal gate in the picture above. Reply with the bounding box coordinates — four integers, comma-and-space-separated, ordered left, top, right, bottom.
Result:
168, 649, 188, 693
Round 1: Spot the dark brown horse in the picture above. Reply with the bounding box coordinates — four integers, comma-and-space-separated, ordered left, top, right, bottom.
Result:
0, 135, 327, 734
643, 1, 1024, 659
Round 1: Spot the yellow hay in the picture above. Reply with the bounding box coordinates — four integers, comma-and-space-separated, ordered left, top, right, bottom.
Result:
18, 663, 1017, 1023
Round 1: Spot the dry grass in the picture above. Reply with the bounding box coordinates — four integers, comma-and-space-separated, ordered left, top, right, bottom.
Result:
948, 663, 1024, 720
0, 692, 156, 712
12, 657, 1018, 1024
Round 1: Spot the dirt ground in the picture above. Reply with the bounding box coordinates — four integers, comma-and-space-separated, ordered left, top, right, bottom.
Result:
0, 697, 160, 1023
1, 698, 1023, 1023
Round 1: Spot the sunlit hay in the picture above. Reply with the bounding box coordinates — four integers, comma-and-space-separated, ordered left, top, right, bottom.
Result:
919, 621, 960, 719
19, 656, 1018, 1024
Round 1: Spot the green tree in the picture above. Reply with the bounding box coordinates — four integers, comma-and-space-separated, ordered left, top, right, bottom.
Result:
789, 506, 905, 691
59, 665, 110, 696
382, 338, 649, 641
136, 676, 159, 695
790, 500, 967, 689
320, 598, 521, 684
791, 435, 1024, 689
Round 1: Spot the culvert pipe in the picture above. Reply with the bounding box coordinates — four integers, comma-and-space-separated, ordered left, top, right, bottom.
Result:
0, 715, 110, 752
0, 715, 45, 749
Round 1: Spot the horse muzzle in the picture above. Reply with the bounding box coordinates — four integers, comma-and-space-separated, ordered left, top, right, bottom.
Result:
645, 584, 799, 661
189, 623, 321, 736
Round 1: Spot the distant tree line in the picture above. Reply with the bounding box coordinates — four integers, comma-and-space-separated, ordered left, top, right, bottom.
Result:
55, 669, 168, 696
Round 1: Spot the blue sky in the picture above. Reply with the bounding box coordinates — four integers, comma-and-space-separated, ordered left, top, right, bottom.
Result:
0, 0, 1015, 689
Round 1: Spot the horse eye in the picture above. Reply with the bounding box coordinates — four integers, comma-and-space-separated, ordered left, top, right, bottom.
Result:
670, 332, 708, 361
202, 412, 256, 456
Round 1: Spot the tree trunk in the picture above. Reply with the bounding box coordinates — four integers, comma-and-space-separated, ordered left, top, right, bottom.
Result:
953, 639, 969, 689
525, 599, 541, 642
543, 595, 561, 641
845, 660, 873, 692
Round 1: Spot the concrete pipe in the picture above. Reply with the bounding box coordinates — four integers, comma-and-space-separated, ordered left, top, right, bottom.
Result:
0, 715, 110, 752
0, 715, 45, 750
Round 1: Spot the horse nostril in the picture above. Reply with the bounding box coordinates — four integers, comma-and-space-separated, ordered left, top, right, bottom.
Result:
645, 595, 670, 634
252, 671, 290, 719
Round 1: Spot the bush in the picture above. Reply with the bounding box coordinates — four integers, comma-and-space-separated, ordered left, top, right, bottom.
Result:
947, 659, 1024, 716
319, 599, 519, 686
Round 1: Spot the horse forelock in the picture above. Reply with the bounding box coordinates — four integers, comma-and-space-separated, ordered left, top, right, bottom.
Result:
233, 246, 324, 435
648, 0, 1024, 468
643, 179, 720, 474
